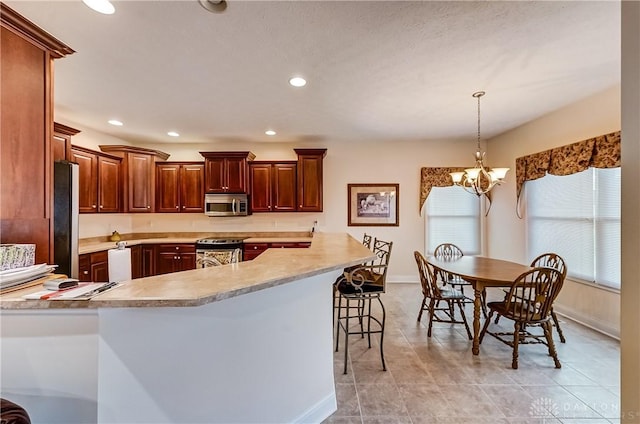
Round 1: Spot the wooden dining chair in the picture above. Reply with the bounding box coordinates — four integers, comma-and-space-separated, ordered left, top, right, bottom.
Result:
480, 266, 564, 369
433, 243, 486, 314
335, 238, 393, 374
414, 251, 472, 339
496, 253, 567, 343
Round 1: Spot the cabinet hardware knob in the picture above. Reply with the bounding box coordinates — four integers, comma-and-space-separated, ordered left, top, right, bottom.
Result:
147, 205, 151, 209
176, 206, 179, 209
99, 205, 103, 209
182, 206, 185, 209
92, 205, 97, 208
176, 246, 179, 250
83, 270, 89, 275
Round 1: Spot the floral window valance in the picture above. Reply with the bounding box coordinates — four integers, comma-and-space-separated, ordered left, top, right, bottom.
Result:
419, 167, 478, 213
515, 131, 620, 201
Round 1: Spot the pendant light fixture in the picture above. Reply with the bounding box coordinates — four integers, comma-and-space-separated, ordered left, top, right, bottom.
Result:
449, 91, 509, 196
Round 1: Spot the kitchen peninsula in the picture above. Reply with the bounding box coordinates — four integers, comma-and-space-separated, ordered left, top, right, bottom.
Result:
1, 233, 374, 424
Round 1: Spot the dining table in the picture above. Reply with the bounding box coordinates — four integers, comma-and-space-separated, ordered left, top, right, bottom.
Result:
426, 255, 533, 355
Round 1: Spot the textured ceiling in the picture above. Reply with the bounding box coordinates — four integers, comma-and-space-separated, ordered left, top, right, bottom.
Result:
5, 0, 620, 145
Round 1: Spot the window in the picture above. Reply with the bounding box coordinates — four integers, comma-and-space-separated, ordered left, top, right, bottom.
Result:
425, 186, 481, 255
525, 167, 621, 289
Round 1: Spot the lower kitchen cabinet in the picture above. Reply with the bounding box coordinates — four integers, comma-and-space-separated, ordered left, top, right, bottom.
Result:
243, 242, 311, 261
130, 245, 142, 279
78, 251, 109, 282
156, 244, 196, 275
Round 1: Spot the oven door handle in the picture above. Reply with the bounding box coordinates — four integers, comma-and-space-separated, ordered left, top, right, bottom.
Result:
232, 198, 236, 214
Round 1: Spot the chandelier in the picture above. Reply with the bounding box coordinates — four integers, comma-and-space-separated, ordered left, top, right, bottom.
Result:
449, 91, 509, 196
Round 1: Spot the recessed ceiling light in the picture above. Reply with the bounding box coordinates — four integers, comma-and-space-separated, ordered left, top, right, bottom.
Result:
265, 130, 276, 136
108, 119, 123, 126
82, 0, 115, 15
167, 131, 180, 137
288, 76, 307, 87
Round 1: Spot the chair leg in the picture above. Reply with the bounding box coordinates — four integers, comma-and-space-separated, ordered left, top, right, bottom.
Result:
427, 298, 436, 337
358, 298, 365, 339
481, 289, 488, 319
377, 296, 387, 371
366, 297, 373, 348
343, 298, 350, 374
543, 321, 562, 369
550, 308, 566, 343
335, 294, 343, 352
417, 295, 427, 322
512, 321, 521, 369
479, 310, 494, 343
456, 300, 472, 340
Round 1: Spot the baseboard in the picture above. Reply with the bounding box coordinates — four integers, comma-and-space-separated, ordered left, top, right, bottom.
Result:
387, 275, 419, 284
293, 391, 337, 424
553, 305, 620, 340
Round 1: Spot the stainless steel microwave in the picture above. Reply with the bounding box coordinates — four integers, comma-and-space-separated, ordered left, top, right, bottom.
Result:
204, 193, 250, 217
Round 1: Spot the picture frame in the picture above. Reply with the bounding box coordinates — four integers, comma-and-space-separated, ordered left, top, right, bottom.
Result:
347, 183, 399, 227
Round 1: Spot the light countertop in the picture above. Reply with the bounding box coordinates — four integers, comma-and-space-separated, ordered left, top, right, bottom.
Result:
1, 233, 373, 310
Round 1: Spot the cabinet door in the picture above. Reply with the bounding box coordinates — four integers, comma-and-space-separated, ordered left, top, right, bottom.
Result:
243, 243, 268, 261
180, 164, 204, 212
79, 254, 91, 282
130, 245, 142, 279
225, 157, 248, 193
156, 164, 181, 213
90, 251, 109, 282
178, 251, 196, 271
273, 163, 297, 211
127, 152, 154, 212
204, 157, 226, 193
142, 245, 156, 277
296, 152, 324, 212
52, 133, 69, 162
156, 251, 180, 275
249, 163, 272, 212
98, 156, 121, 213
70, 148, 98, 213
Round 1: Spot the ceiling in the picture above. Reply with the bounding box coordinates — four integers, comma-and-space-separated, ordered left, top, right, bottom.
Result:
5, 0, 621, 145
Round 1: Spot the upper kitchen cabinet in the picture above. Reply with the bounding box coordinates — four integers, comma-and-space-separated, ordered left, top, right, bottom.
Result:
249, 162, 297, 212
1, 5, 74, 264
294, 149, 327, 212
52, 122, 80, 162
100, 145, 170, 213
156, 162, 205, 213
70, 146, 121, 213
200, 152, 255, 194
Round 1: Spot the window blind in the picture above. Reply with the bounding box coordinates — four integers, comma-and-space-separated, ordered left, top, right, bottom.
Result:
425, 186, 481, 255
526, 168, 620, 289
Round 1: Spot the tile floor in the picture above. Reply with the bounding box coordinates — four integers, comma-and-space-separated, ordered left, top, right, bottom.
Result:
325, 283, 620, 424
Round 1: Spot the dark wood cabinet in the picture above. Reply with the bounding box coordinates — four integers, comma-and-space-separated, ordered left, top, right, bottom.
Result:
156, 162, 204, 213
156, 244, 196, 275
130, 245, 142, 279
70, 146, 122, 213
0, 6, 74, 265
53, 122, 80, 162
127, 152, 154, 212
78, 251, 109, 282
200, 152, 255, 194
294, 149, 326, 212
243, 241, 310, 261
142, 245, 156, 277
250, 162, 297, 212
100, 145, 170, 213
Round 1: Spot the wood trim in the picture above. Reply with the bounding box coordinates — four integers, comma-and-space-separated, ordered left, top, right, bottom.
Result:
100, 144, 170, 161
71, 144, 122, 161
54, 122, 81, 136
0, 3, 74, 59
199, 151, 256, 161
294, 148, 327, 158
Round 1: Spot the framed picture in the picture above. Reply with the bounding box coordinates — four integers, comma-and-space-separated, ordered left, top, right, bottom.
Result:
348, 183, 399, 227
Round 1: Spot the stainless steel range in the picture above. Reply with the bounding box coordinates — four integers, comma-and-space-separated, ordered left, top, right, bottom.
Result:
195, 238, 244, 268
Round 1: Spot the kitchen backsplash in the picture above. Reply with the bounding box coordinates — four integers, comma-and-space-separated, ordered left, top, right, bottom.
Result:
79, 212, 324, 239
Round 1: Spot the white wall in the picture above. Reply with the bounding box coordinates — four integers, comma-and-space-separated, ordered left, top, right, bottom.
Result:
486, 85, 621, 338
